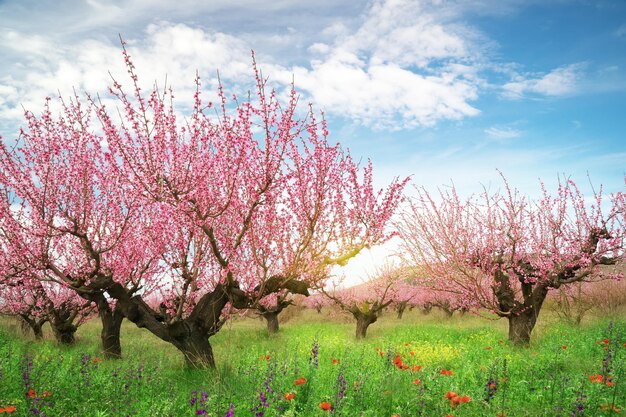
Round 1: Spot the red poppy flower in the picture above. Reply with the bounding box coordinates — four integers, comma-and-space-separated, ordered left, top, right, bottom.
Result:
319, 401, 332, 411
266, 355, 271, 360
409, 351, 415, 355
40, 391, 52, 397
413, 378, 421, 385
589, 374, 605, 383
92, 357, 102, 364
444, 391, 457, 400
411, 365, 422, 372
458, 396, 470, 403
332, 359, 339, 365
561, 345, 567, 349
0, 406, 17, 413
440, 369, 454, 376
606, 380, 615, 387
26, 388, 37, 398
283, 392, 295, 401
603, 339, 610, 345
404, 343, 409, 346
295, 377, 307, 386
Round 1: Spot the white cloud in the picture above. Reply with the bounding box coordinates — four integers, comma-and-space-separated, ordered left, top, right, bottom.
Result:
502, 63, 585, 99
2, 0, 599, 136
0, 22, 257, 132
0, 0, 487, 132
279, 0, 483, 128
484, 126, 521, 140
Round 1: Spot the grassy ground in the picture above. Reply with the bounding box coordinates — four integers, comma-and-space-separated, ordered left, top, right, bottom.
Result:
0, 308, 625, 416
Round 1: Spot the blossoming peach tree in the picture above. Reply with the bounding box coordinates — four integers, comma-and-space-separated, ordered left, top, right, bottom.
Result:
0, 44, 408, 367
0, 275, 94, 343
0, 91, 161, 357
398, 176, 625, 345
322, 264, 410, 339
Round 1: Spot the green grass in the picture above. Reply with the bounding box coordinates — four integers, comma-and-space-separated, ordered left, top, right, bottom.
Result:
1, 309, 625, 416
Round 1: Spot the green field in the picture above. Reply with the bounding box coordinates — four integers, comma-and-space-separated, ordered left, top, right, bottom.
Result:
0, 309, 625, 416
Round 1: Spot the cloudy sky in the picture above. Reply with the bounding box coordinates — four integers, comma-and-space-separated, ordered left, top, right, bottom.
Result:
1, 0, 625, 280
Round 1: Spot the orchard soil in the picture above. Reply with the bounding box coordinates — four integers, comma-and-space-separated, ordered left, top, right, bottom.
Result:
0, 307, 625, 416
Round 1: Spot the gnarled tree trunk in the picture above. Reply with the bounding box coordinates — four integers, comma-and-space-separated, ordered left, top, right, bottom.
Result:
106, 281, 231, 368
91, 294, 125, 359
495, 269, 549, 346
508, 311, 536, 345
170, 322, 217, 368
422, 302, 433, 315
262, 311, 280, 335
49, 315, 77, 345
507, 289, 547, 346
396, 301, 408, 319
76, 290, 125, 358
19, 315, 45, 340
353, 311, 377, 339
99, 303, 124, 359
258, 299, 290, 336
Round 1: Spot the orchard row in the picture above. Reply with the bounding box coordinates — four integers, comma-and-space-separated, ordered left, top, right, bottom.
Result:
0, 45, 624, 367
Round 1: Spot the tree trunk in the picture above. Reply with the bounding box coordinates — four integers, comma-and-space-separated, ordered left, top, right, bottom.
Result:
396, 301, 407, 319
50, 320, 77, 345
78, 291, 125, 358
47, 304, 79, 345
262, 312, 280, 335
501, 278, 548, 346
171, 328, 216, 368
19, 316, 45, 340
508, 311, 537, 346
31, 321, 44, 340
258, 301, 289, 336
507, 298, 546, 346
354, 311, 377, 340
422, 302, 432, 315
106, 281, 230, 369
99, 304, 124, 359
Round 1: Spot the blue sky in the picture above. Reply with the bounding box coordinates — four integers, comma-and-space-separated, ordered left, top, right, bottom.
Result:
1, 0, 625, 281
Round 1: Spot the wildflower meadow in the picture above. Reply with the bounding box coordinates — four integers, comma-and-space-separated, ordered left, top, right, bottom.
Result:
1, 310, 625, 416
0, 17, 624, 417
